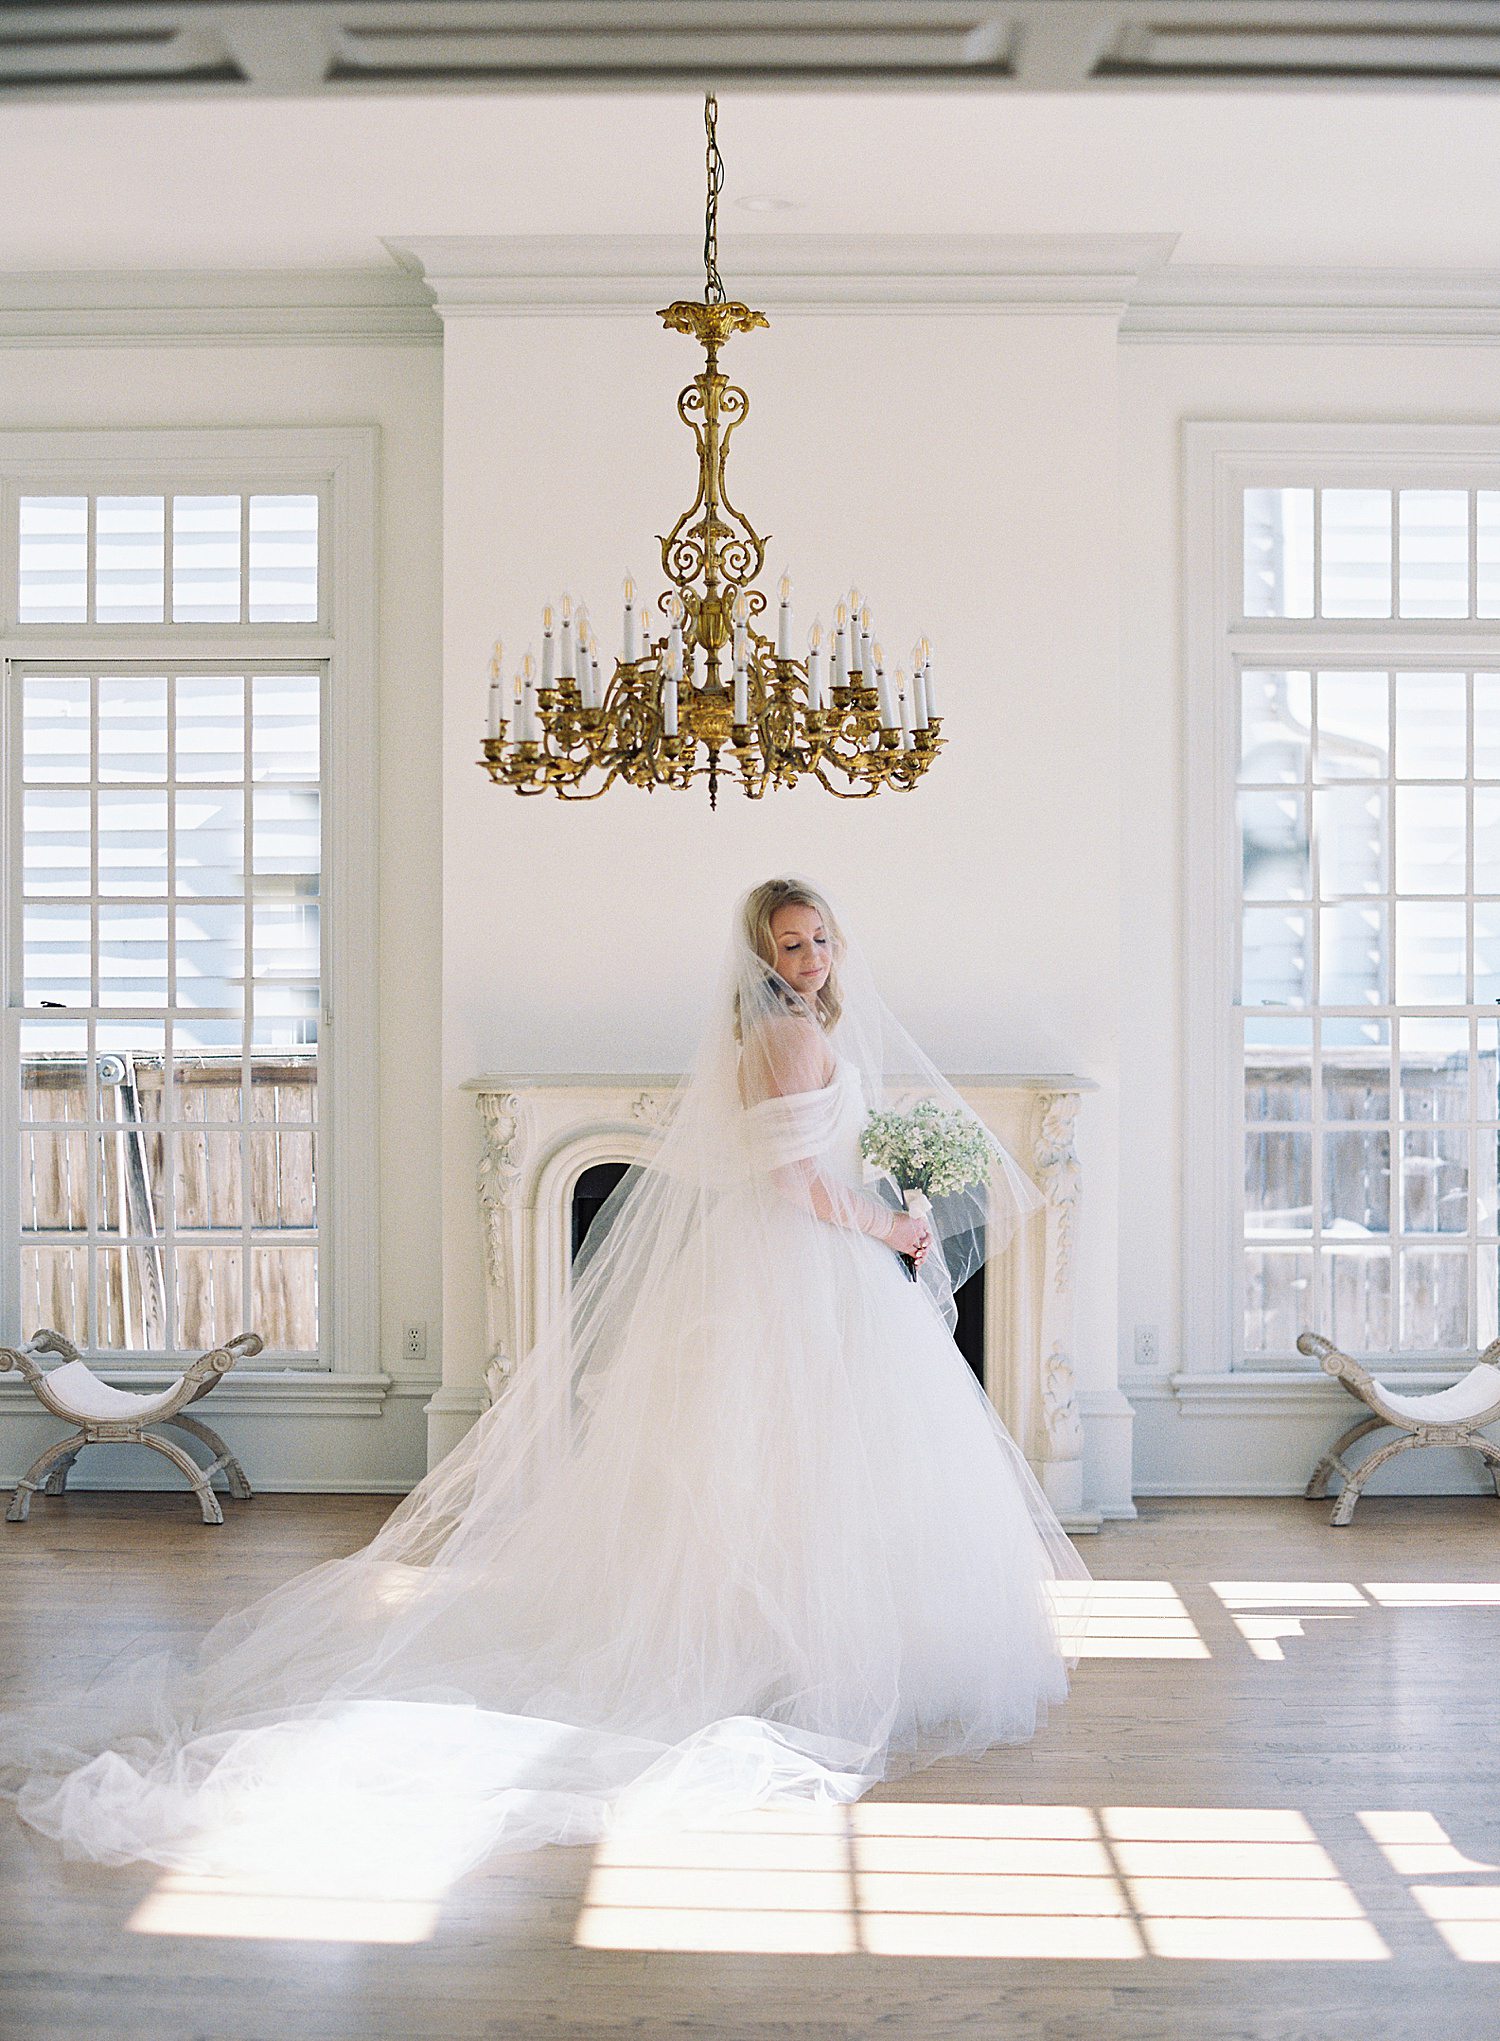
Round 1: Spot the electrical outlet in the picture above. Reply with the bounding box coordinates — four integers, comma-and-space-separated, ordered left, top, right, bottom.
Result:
403, 1321, 427, 1363
1134, 1323, 1159, 1371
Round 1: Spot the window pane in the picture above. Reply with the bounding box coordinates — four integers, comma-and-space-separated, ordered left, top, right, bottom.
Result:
98, 676, 168, 783
1315, 670, 1387, 779
1480, 1019, 1500, 1122
1243, 906, 1309, 1008
250, 1128, 317, 1227
96, 1022, 166, 1124
249, 495, 318, 623
1395, 785, 1465, 895
1479, 493, 1500, 617
1476, 903, 1500, 1004
18, 496, 87, 623
1399, 1017, 1469, 1123
1240, 670, 1311, 783
20, 1018, 88, 1124
1395, 672, 1466, 778
97, 1128, 167, 1234
250, 1043, 317, 1124
1324, 1129, 1391, 1235
252, 786, 320, 887
1321, 488, 1392, 619
1398, 489, 1470, 618
1400, 1247, 1468, 1350
22, 675, 90, 783
1326, 1247, 1391, 1353
171, 1020, 244, 1125
20, 1245, 88, 1344
95, 1244, 168, 1349
252, 673, 320, 780
97, 902, 169, 1008
175, 788, 245, 898
252, 1244, 318, 1349
21, 1127, 88, 1232
253, 900, 320, 984
1477, 1133, 1500, 1235
1244, 487, 1313, 618
173, 1129, 244, 1229
175, 1243, 244, 1350
1320, 902, 1388, 1005
24, 901, 91, 1007
1244, 1016, 1313, 1121
1401, 1127, 1469, 1234
1395, 901, 1466, 1004
176, 675, 244, 781
23, 788, 91, 896
1244, 1248, 1313, 1354
98, 786, 169, 896
175, 903, 246, 1011
1240, 791, 1308, 900
1476, 675, 1500, 779
1316, 786, 1387, 895
172, 495, 241, 623
1476, 791, 1500, 895
1246, 1130, 1312, 1234
1322, 1019, 1390, 1121
95, 495, 164, 623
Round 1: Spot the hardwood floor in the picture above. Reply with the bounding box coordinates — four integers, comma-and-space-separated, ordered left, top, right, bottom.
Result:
2, 1493, 1498, 2040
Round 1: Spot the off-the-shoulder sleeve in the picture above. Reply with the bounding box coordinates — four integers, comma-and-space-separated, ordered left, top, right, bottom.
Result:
739, 1016, 899, 1244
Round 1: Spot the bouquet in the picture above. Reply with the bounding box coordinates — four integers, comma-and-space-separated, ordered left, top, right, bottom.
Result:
859, 1101, 993, 1281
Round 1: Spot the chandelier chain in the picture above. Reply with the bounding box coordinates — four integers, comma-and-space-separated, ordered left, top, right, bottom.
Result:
703, 92, 726, 306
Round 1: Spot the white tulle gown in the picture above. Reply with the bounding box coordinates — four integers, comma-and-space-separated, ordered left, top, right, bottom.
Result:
0, 897, 1090, 1889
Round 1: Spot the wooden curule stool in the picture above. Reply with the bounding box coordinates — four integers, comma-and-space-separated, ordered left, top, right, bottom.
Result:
1298, 1330, 1500, 1526
0, 1327, 261, 1526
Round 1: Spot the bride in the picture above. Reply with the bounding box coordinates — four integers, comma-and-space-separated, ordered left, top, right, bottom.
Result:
0, 875, 1090, 1885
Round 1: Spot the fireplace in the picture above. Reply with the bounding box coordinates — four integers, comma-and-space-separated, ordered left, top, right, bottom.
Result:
466, 1071, 1096, 1522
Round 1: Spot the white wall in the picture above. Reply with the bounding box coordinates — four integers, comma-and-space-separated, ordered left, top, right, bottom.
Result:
1120, 334, 1500, 1493
0, 338, 445, 1489
438, 306, 1129, 1511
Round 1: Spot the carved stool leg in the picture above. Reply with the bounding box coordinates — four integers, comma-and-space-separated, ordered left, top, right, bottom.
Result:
6, 1432, 89, 1523
1467, 1431, 1500, 1498
1306, 1415, 1387, 1500
1329, 1431, 1418, 1526
164, 1414, 252, 1501
137, 1432, 225, 1525
43, 1448, 82, 1497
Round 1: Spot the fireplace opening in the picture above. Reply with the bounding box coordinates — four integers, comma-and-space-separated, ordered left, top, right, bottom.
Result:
569, 1161, 986, 1388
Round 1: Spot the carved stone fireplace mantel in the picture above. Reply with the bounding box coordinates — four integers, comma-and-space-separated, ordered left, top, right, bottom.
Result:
460, 1071, 1099, 1530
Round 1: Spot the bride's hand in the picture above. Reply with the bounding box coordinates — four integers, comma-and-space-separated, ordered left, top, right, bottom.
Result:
889, 1213, 933, 1265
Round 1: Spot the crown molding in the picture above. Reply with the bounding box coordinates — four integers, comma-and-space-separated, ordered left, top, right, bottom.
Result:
1123, 264, 1500, 344
1, 246, 1499, 346
382, 231, 1180, 318
0, 266, 440, 347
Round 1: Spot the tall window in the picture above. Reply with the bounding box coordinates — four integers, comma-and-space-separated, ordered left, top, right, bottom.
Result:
1187, 429, 1500, 1373
2, 435, 377, 1372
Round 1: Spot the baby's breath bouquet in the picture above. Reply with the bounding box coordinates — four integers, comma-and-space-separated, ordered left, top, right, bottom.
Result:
859, 1100, 993, 1280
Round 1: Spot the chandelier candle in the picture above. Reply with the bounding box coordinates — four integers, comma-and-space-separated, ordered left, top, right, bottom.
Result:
477, 92, 944, 804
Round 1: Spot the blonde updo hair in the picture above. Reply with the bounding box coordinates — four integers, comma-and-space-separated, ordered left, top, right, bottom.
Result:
739, 877, 845, 1033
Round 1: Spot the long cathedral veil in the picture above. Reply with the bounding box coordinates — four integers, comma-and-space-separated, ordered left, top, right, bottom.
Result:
0, 876, 1089, 1890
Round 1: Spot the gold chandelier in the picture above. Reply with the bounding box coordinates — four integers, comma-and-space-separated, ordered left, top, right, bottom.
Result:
479, 94, 944, 807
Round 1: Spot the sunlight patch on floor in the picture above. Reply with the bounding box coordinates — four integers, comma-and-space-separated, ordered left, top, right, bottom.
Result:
1361, 1811, 1500, 1960
1048, 1580, 1210, 1660
574, 1802, 1389, 1960
128, 1873, 440, 1943
1211, 1581, 1368, 1660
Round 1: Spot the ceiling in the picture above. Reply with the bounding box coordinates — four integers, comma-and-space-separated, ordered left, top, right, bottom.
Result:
0, 83, 1496, 276
6, 3, 1500, 97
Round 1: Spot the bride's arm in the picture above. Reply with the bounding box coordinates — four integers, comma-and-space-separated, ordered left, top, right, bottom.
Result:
740, 1015, 902, 1243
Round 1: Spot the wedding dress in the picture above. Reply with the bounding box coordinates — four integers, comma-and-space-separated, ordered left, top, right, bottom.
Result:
0, 878, 1090, 1890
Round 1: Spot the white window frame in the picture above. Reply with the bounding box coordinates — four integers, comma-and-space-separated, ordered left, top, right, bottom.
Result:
1184, 422, 1500, 1378
0, 427, 378, 1373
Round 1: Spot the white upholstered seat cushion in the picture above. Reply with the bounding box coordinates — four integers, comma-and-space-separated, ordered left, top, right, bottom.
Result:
39, 1359, 189, 1424
1371, 1361, 1500, 1427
